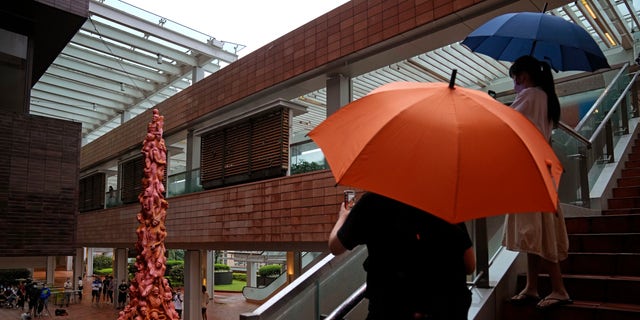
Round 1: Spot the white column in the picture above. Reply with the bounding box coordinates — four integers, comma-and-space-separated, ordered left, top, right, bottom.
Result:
86, 248, 94, 277
184, 250, 202, 320
73, 248, 84, 290
246, 262, 257, 287
326, 74, 351, 116
46, 256, 56, 285
206, 250, 214, 297
66, 256, 73, 271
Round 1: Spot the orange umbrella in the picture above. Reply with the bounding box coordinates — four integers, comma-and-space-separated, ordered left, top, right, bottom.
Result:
308, 81, 563, 223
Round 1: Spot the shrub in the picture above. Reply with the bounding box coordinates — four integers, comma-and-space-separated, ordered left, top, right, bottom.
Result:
168, 264, 184, 285
93, 255, 113, 270
232, 273, 247, 282
291, 160, 326, 174
258, 264, 282, 277
214, 263, 230, 272
94, 268, 112, 276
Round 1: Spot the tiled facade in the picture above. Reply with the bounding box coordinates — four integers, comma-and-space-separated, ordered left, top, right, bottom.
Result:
0, 113, 81, 257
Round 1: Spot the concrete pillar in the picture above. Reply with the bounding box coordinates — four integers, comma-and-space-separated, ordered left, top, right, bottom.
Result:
286, 252, 302, 283
326, 74, 351, 116
46, 256, 56, 285
184, 250, 202, 320
205, 250, 214, 297
73, 248, 84, 290
113, 249, 128, 287
246, 262, 257, 287
86, 248, 94, 277
66, 256, 73, 271
185, 130, 201, 192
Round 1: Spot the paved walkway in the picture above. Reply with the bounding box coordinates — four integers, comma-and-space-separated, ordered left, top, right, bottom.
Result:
0, 271, 259, 320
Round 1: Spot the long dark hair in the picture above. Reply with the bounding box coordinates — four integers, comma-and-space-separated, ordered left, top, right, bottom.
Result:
509, 55, 561, 126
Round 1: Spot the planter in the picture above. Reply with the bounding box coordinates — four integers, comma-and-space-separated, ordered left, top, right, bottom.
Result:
214, 271, 233, 285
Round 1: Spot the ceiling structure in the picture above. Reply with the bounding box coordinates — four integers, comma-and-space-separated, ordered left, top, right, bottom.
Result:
29, 0, 243, 145
30, 0, 640, 152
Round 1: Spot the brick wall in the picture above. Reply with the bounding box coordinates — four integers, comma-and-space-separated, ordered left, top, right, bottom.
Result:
80, 0, 484, 170
0, 112, 81, 257
76, 170, 354, 251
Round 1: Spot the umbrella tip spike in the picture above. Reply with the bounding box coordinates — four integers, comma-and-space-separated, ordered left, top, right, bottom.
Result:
449, 69, 457, 89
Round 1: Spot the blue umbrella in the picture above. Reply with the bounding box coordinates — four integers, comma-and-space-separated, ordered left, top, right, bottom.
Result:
461, 12, 610, 72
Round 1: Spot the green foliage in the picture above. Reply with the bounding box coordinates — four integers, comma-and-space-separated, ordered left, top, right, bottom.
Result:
167, 249, 185, 261
168, 264, 184, 284
290, 160, 326, 174
93, 255, 113, 270
214, 263, 230, 271
0, 269, 31, 285
258, 264, 282, 277
94, 268, 112, 276
232, 273, 247, 282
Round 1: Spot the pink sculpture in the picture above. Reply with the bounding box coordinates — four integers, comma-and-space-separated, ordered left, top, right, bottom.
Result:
119, 109, 179, 320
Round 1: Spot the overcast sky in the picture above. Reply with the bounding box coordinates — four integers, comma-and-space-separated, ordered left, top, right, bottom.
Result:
123, 0, 350, 56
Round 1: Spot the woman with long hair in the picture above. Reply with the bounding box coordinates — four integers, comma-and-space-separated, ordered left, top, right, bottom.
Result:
503, 55, 572, 310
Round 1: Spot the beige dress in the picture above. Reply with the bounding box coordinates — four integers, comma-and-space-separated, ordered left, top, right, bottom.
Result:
502, 87, 569, 263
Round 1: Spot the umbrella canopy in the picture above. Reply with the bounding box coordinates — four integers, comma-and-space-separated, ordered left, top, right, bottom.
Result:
308, 82, 563, 223
461, 12, 609, 72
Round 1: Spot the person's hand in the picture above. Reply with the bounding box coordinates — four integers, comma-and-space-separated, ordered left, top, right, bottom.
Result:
338, 202, 351, 218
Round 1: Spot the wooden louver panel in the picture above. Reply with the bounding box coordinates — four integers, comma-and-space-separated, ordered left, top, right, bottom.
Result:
120, 156, 145, 204
201, 107, 289, 189
79, 172, 105, 212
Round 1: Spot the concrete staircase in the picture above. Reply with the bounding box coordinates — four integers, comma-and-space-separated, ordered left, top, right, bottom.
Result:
503, 141, 640, 319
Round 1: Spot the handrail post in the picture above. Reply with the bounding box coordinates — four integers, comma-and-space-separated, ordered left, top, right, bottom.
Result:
474, 218, 490, 288
578, 146, 590, 207
621, 93, 630, 135
605, 120, 615, 163
632, 79, 639, 118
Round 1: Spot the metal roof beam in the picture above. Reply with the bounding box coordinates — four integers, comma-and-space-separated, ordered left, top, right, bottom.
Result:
89, 1, 238, 63
54, 55, 156, 91
80, 19, 198, 67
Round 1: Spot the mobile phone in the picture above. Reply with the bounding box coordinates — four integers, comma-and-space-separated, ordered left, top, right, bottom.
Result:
343, 190, 356, 209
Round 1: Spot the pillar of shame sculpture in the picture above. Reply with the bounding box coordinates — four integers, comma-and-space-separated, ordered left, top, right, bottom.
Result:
119, 109, 179, 320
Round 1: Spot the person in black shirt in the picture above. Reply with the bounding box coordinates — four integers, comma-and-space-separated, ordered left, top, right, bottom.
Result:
329, 192, 476, 320
117, 280, 128, 309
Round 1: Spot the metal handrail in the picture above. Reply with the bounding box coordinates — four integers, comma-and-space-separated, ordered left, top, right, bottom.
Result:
557, 122, 591, 147
323, 284, 367, 320
589, 71, 640, 145
575, 63, 629, 132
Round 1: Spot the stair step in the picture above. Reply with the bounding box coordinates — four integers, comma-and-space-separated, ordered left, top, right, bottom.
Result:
503, 300, 640, 320
601, 208, 640, 215
621, 167, 640, 178
565, 214, 640, 233
607, 197, 640, 209
624, 159, 640, 168
561, 253, 640, 277
613, 186, 640, 197
517, 274, 640, 305
569, 233, 640, 253
616, 176, 640, 187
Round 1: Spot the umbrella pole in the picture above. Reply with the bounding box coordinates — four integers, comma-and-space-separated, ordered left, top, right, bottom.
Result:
542, 2, 548, 13
449, 69, 457, 89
